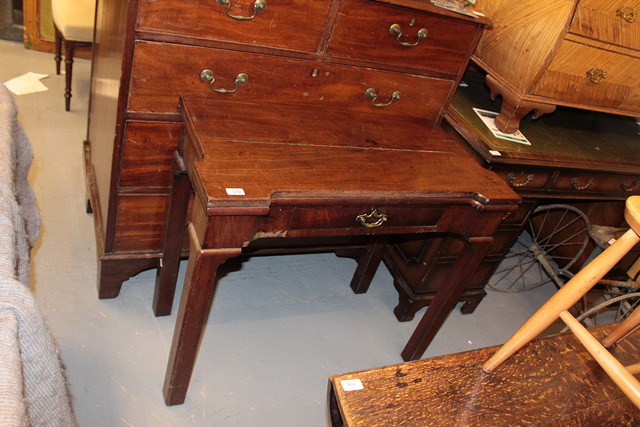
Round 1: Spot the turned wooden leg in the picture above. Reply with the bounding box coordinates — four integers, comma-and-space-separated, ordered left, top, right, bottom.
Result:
401, 237, 492, 361
485, 74, 556, 134
603, 306, 640, 347
54, 27, 62, 75
63, 40, 75, 111
483, 228, 640, 373
560, 310, 640, 408
154, 152, 191, 316
163, 224, 241, 406
349, 238, 387, 294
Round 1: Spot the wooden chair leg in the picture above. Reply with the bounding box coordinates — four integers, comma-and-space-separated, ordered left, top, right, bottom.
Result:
63, 40, 75, 111
483, 228, 640, 373
560, 310, 640, 408
603, 306, 640, 347
54, 27, 62, 75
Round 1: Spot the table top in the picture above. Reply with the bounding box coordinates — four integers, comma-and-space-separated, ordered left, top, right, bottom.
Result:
446, 70, 640, 172
180, 98, 519, 214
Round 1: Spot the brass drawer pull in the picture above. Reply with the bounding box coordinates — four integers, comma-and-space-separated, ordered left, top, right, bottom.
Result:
200, 69, 249, 94
586, 68, 607, 84
621, 180, 639, 192
356, 209, 388, 228
216, 0, 266, 20
365, 88, 401, 108
389, 23, 428, 47
506, 172, 534, 188
571, 177, 594, 191
617, 6, 638, 23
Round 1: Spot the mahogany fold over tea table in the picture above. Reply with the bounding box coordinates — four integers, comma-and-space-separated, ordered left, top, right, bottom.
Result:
155, 98, 519, 405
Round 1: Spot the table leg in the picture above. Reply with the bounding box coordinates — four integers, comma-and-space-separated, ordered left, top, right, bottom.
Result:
154, 152, 191, 316
400, 237, 493, 361
350, 238, 388, 294
163, 224, 241, 405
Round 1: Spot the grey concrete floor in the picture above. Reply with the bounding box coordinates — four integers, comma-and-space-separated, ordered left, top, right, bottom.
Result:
1, 39, 558, 426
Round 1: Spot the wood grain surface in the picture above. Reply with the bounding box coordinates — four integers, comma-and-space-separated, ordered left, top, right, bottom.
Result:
329, 323, 640, 426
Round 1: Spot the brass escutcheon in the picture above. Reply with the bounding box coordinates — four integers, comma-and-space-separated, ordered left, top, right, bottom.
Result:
389, 23, 428, 47
356, 209, 388, 228
216, 0, 266, 20
617, 6, 638, 23
586, 68, 607, 84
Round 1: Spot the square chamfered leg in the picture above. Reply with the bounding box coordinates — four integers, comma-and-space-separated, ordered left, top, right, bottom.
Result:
401, 237, 494, 361
153, 151, 191, 316
163, 223, 241, 405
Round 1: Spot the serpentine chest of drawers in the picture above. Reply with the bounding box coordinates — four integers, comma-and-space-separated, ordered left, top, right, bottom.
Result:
85, 0, 490, 302
471, 0, 640, 133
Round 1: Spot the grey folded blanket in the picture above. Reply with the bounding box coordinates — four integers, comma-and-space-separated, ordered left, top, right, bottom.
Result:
0, 82, 76, 426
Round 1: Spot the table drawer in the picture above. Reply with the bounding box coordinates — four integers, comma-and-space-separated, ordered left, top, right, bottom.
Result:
136, 0, 332, 53
531, 40, 640, 114
128, 41, 454, 121
571, 0, 640, 51
289, 206, 445, 232
328, 0, 479, 75
551, 172, 640, 197
491, 168, 552, 192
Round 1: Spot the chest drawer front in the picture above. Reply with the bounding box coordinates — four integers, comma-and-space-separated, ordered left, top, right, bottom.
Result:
531, 40, 640, 114
128, 41, 454, 121
327, 0, 479, 75
136, 0, 332, 53
119, 121, 183, 189
571, 0, 640, 51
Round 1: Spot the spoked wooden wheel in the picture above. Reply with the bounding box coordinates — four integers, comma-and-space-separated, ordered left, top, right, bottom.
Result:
489, 204, 591, 292
571, 286, 640, 328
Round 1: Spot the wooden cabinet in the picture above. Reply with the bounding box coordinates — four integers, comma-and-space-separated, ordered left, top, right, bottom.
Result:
442, 70, 640, 297
86, 0, 489, 298
472, 0, 640, 133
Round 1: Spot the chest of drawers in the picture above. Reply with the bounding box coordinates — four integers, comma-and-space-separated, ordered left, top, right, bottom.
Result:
471, 0, 640, 133
86, 0, 490, 297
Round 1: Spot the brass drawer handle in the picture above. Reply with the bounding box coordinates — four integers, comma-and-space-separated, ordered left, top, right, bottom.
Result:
621, 180, 639, 192
200, 69, 249, 94
571, 177, 594, 191
617, 6, 638, 23
216, 0, 266, 20
586, 68, 607, 84
389, 23, 428, 47
356, 209, 388, 228
506, 172, 534, 188
365, 88, 401, 108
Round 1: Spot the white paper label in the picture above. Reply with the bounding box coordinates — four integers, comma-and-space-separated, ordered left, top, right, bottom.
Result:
340, 379, 364, 391
225, 188, 246, 196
